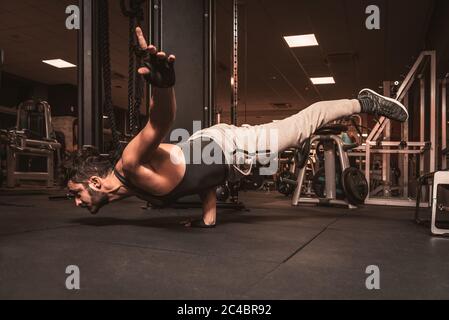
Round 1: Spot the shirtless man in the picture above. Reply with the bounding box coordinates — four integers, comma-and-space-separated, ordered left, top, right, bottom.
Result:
67, 27, 408, 228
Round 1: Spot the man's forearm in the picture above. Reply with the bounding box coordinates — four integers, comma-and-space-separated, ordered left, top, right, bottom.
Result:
149, 87, 176, 130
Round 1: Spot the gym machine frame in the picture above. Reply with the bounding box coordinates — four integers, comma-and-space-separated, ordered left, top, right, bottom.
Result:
441, 76, 448, 170
348, 51, 437, 207
6, 101, 61, 188
78, 0, 103, 149
291, 131, 358, 209
414, 74, 449, 235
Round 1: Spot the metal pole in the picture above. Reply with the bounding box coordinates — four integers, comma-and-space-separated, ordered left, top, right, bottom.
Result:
93, 0, 102, 150
147, 0, 162, 121
324, 141, 336, 200
159, 0, 163, 51
383, 81, 391, 197
203, 0, 209, 128
402, 92, 409, 197
78, 0, 92, 147
366, 52, 427, 144
396, 51, 426, 101
365, 143, 371, 200
78, 0, 102, 148
430, 51, 437, 172
420, 78, 425, 176
209, 0, 216, 126
231, 0, 238, 126
442, 77, 448, 170
203, 0, 215, 128
151, 0, 162, 50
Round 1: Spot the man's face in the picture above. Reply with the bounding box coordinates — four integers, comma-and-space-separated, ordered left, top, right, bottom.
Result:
67, 180, 109, 214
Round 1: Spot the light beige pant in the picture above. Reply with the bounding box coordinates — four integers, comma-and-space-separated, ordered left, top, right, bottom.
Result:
188, 99, 361, 179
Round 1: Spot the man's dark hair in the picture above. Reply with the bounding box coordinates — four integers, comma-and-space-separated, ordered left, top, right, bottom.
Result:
68, 146, 113, 185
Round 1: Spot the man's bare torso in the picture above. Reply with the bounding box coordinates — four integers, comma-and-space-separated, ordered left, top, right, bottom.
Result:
116, 143, 186, 196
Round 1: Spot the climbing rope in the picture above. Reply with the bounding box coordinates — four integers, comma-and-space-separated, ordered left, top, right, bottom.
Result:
120, 0, 147, 137
99, 0, 120, 156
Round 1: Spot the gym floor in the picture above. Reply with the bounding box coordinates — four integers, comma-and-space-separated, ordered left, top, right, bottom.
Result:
1, 190, 448, 300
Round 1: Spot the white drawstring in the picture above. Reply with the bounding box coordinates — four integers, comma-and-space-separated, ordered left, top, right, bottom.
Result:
232, 153, 255, 176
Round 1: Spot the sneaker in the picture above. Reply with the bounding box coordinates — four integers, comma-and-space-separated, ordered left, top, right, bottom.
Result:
358, 88, 409, 122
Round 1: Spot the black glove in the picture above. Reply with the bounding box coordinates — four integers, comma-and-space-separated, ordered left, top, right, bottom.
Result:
141, 50, 176, 88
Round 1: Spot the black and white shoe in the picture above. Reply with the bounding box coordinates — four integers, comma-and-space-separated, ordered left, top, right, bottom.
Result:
358, 88, 409, 122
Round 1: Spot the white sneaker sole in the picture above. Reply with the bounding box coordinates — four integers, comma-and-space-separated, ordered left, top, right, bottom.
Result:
359, 88, 409, 121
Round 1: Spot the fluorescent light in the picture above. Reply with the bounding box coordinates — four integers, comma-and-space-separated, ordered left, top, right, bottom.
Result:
310, 77, 335, 85
283, 34, 318, 48
42, 59, 76, 69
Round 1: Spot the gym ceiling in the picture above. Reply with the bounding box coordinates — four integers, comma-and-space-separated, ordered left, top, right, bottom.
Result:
0, 0, 440, 125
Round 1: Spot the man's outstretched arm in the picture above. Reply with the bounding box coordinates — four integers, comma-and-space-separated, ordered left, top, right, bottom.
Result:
150, 87, 176, 136
122, 27, 176, 169
123, 87, 176, 166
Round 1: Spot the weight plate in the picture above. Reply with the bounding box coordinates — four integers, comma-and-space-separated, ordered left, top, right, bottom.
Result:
341, 167, 369, 205
277, 171, 296, 196
216, 184, 230, 202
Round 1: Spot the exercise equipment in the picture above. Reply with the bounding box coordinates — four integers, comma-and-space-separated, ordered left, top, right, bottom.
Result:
415, 171, 449, 236
341, 167, 369, 205
276, 148, 298, 195
305, 164, 368, 205
296, 138, 311, 169
312, 168, 345, 200
347, 52, 438, 208
292, 124, 364, 208
4, 100, 61, 188
216, 184, 230, 202
240, 171, 265, 191
277, 171, 297, 196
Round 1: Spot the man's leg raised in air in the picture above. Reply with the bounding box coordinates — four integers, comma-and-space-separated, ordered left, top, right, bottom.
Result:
229, 89, 408, 157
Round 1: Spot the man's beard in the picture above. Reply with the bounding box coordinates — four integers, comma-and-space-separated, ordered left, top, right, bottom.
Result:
86, 186, 109, 214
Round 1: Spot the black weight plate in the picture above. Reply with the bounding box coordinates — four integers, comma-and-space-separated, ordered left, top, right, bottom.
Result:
341, 167, 369, 205
277, 171, 296, 196
296, 138, 311, 169
216, 184, 230, 202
